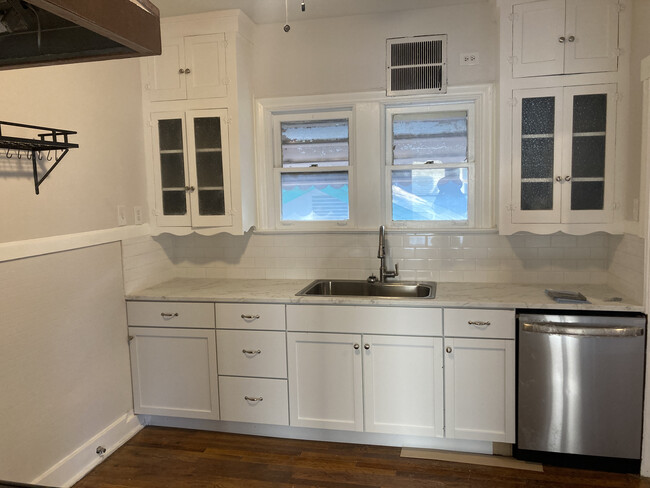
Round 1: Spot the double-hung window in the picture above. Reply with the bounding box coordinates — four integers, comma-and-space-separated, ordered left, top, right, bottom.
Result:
273, 111, 352, 226
386, 103, 475, 227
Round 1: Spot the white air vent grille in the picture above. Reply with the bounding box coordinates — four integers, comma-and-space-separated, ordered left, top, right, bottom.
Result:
387, 35, 447, 96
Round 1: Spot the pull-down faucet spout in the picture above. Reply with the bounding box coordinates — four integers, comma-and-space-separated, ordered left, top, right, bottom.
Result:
377, 225, 398, 282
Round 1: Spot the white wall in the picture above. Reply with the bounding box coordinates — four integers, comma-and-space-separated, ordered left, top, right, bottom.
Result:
0, 57, 148, 485
625, 0, 650, 223
253, 2, 497, 98
0, 58, 148, 243
0, 243, 133, 484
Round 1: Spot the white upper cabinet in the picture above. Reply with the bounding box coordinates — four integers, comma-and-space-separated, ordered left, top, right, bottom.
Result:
151, 108, 233, 228
511, 84, 617, 225
145, 33, 228, 102
141, 11, 256, 235
512, 0, 620, 78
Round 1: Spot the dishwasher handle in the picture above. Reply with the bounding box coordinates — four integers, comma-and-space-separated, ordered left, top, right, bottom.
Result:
522, 321, 645, 338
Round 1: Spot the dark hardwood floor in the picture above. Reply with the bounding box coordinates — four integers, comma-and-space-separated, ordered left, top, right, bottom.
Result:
73, 426, 650, 488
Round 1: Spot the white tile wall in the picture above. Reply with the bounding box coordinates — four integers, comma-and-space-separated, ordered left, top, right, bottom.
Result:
121, 231, 645, 301
122, 234, 175, 294
608, 233, 645, 303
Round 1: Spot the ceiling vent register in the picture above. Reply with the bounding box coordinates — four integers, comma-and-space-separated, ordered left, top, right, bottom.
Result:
386, 34, 447, 96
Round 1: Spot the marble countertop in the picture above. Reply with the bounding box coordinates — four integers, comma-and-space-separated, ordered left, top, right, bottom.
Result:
126, 278, 643, 312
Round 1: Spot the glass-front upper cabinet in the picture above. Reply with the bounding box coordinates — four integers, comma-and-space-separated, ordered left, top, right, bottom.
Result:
152, 108, 231, 228
511, 84, 616, 224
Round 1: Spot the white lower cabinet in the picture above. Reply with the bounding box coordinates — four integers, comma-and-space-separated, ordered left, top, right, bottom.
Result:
219, 376, 289, 425
128, 326, 219, 420
363, 335, 444, 437
287, 332, 363, 431
287, 332, 444, 437
443, 309, 516, 443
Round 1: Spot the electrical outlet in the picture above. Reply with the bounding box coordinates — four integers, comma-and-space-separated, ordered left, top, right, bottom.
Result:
460, 52, 479, 66
117, 205, 127, 226
134, 206, 143, 225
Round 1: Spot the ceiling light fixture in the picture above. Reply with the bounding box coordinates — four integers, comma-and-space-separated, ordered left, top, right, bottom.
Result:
283, 0, 307, 33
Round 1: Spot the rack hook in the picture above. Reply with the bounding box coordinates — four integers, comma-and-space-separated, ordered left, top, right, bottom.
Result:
6, 148, 12, 159
17, 150, 22, 159
27, 151, 32, 160
47, 150, 52, 161
38, 151, 43, 160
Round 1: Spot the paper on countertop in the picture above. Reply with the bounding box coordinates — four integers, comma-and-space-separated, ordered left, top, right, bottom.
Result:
544, 289, 591, 304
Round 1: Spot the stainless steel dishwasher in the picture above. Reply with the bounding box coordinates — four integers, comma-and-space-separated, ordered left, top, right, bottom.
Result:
516, 311, 646, 471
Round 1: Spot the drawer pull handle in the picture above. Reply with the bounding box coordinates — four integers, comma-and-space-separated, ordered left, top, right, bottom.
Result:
242, 349, 262, 356
241, 314, 260, 320
446, 346, 452, 353
244, 396, 263, 402
161, 312, 179, 319
468, 320, 491, 328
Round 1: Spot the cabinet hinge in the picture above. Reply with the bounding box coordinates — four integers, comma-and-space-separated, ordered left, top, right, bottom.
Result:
616, 48, 624, 57
617, 2, 626, 13
508, 12, 519, 22
507, 56, 517, 66
223, 39, 229, 49
505, 203, 515, 213
508, 97, 518, 107
227, 117, 233, 126
612, 201, 620, 210
615, 92, 622, 101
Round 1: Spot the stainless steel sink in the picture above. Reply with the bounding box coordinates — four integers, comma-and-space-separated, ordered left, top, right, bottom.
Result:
296, 279, 436, 299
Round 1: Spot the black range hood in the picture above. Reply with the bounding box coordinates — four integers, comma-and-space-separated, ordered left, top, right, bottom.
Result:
0, 0, 161, 70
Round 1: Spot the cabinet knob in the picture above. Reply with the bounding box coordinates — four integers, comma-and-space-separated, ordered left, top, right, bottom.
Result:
468, 320, 491, 328
184, 68, 191, 74
565, 175, 572, 182
555, 176, 563, 182
354, 343, 360, 350
178, 68, 184, 74
558, 36, 566, 43
244, 396, 263, 402
160, 312, 179, 318
184, 185, 195, 192
128, 335, 134, 343
364, 344, 370, 350
446, 346, 452, 353
568, 35, 575, 42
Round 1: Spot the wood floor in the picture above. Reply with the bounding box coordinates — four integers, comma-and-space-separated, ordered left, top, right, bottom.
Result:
73, 426, 650, 488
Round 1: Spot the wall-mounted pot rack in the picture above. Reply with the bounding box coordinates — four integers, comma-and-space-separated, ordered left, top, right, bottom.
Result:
0, 120, 78, 194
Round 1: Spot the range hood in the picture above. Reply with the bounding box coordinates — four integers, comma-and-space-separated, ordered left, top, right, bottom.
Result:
0, 0, 161, 70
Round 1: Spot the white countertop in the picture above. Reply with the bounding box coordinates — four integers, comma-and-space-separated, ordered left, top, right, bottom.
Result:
126, 278, 643, 311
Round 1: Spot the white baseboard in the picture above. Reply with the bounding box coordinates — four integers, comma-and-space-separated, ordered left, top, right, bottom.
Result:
32, 412, 144, 488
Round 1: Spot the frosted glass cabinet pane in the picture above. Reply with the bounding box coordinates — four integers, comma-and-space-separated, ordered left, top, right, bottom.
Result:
193, 117, 225, 216
157, 118, 187, 216
520, 96, 555, 211
570, 93, 608, 211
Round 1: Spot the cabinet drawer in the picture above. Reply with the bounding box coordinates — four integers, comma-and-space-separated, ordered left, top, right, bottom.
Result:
216, 303, 285, 330
217, 330, 287, 378
219, 376, 289, 425
287, 305, 442, 336
444, 309, 515, 339
127, 301, 215, 328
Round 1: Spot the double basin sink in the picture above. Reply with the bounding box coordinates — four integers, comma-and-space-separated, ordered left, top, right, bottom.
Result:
296, 279, 437, 299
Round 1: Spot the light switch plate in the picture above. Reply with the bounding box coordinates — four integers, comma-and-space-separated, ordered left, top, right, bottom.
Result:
134, 206, 143, 225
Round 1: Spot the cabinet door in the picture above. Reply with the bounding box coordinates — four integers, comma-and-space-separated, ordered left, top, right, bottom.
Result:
146, 36, 187, 102
512, 87, 564, 223
444, 338, 515, 443
128, 327, 219, 420
287, 332, 363, 431
363, 335, 444, 437
561, 84, 616, 223
564, 0, 619, 75
186, 109, 233, 228
151, 112, 192, 227
184, 34, 228, 100
512, 0, 566, 78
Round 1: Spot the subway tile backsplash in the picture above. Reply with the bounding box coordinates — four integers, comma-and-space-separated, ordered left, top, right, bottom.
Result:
122, 230, 645, 303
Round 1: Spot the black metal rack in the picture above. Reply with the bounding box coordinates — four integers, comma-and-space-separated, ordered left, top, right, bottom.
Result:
0, 120, 78, 194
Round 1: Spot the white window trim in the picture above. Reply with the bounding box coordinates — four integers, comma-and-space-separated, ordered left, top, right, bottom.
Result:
385, 101, 477, 229
254, 85, 495, 232
271, 110, 355, 230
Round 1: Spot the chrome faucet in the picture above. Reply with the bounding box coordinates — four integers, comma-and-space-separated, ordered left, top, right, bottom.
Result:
377, 225, 398, 282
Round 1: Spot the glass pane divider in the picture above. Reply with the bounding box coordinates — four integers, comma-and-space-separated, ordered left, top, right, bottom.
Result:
197, 186, 225, 190
162, 187, 187, 191
572, 131, 607, 137
521, 178, 554, 183
160, 149, 184, 154
195, 148, 222, 152
571, 177, 605, 182
521, 134, 553, 139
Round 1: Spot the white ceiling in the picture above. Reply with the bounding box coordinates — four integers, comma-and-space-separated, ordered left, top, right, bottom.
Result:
151, 0, 488, 24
